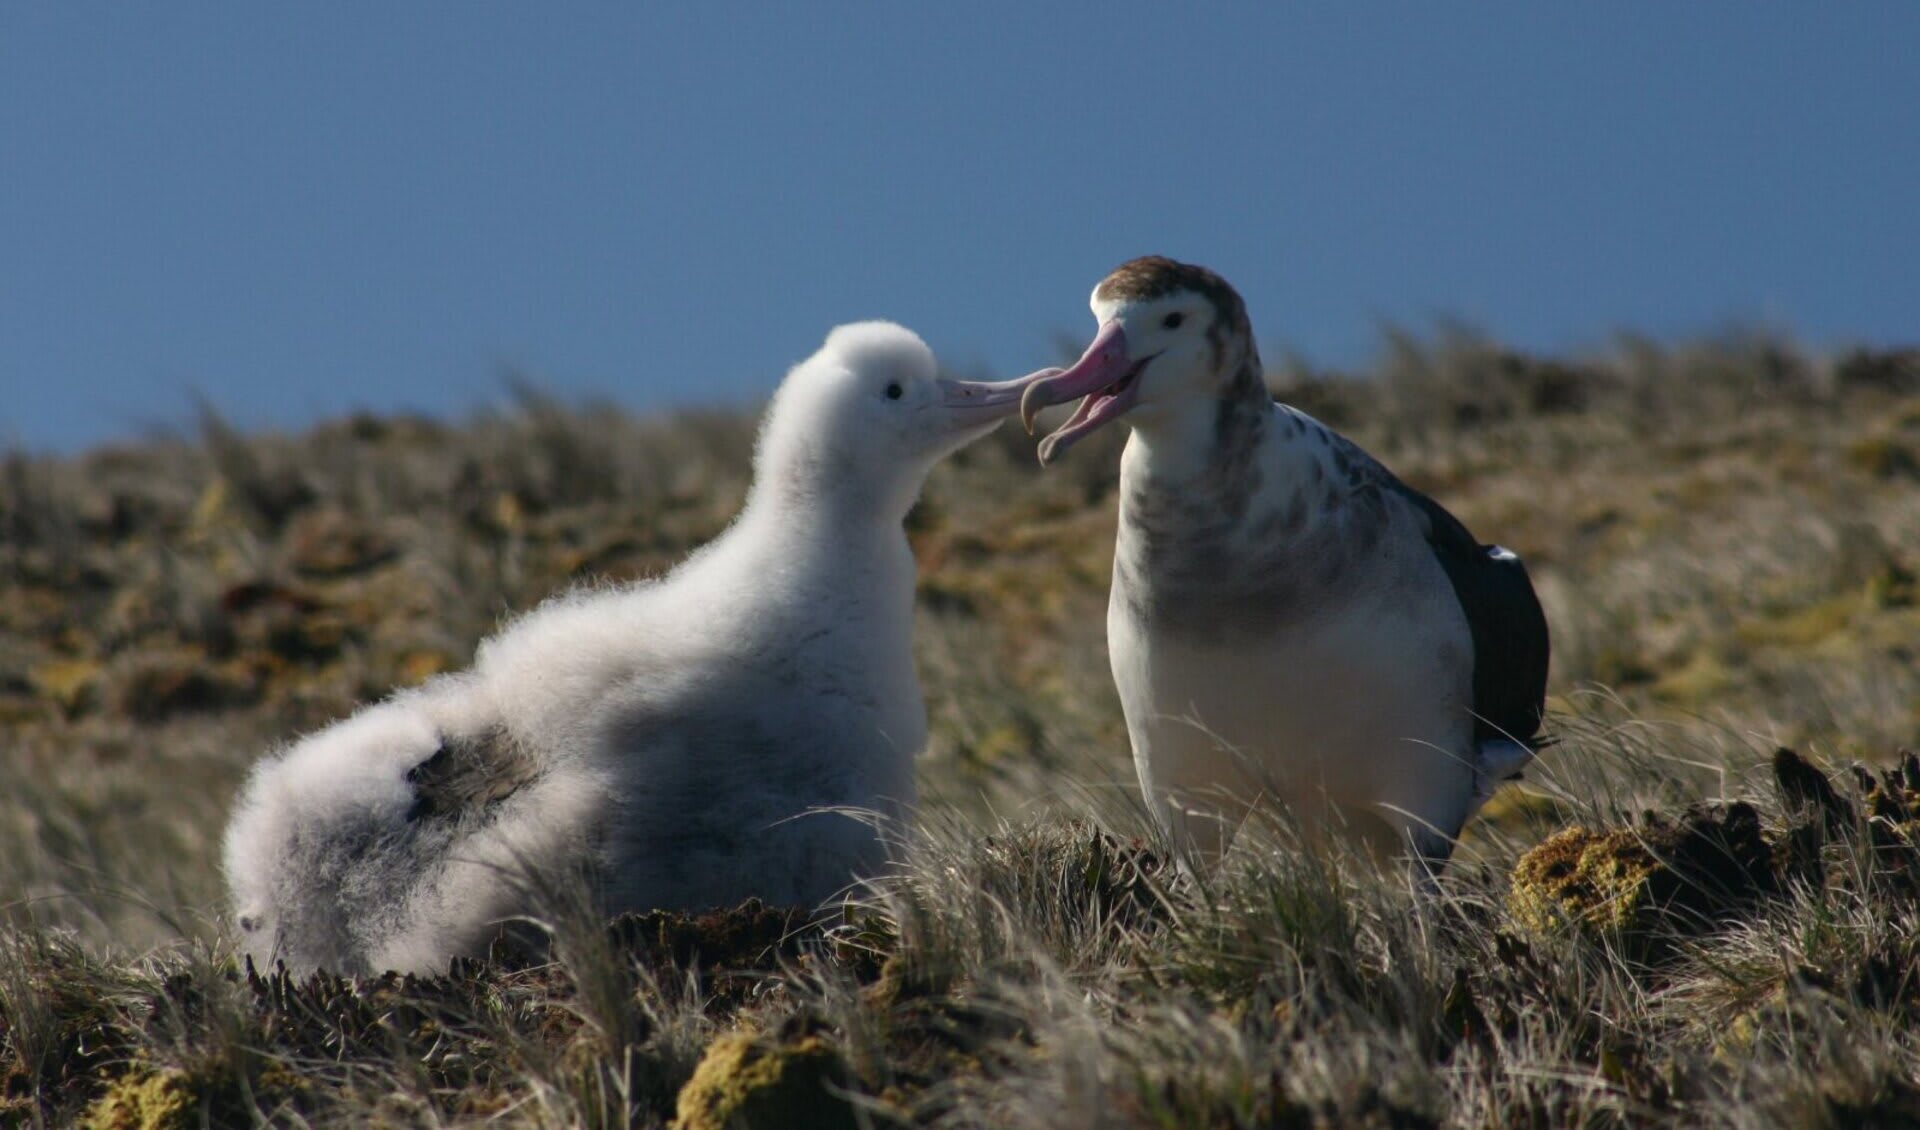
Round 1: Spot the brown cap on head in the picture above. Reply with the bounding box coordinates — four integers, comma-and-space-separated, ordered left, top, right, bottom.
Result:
1094, 256, 1250, 339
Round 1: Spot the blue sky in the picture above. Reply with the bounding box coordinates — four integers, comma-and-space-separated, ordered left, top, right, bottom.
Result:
3, 6, 1915, 452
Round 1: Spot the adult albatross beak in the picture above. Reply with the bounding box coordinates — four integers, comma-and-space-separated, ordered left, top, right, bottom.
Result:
1016, 320, 1145, 465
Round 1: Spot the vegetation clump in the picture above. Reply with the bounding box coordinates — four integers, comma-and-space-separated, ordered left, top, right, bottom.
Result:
672, 1030, 860, 1130
609, 898, 816, 976
82, 1067, 197, 1130
1508, 801, 1777, 939
6, 329, 1920, 1125
1515, 748, 1920, 946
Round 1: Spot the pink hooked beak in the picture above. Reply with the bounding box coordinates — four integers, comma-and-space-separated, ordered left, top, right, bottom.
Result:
1016, 320, 1147, 465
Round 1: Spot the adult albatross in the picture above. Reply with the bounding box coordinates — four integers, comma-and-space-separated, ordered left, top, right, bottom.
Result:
1020, 256, 1549, 870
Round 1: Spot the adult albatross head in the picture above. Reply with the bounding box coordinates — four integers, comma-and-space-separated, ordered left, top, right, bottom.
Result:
1021, 256, 1258, 465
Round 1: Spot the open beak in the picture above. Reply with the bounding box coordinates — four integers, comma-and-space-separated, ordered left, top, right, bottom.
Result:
1016, 320, 1145, 465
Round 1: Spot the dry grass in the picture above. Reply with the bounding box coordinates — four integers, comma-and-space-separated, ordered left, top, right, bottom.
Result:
3, 332, 1918, 1126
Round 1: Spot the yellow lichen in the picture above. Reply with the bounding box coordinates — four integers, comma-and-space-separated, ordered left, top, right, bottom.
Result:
1711, 1011, 1763, 1067
1864, 563, 1919, 610
1845, 434, 1920, 480
83, 1068, 197, 1130
29, 658, 103, 716
186, 478, 232, 540
1649, 649, 1734, 705
1467, 787, 1570, 842
1508, 826, 1660, 935
1735, 597, 1857, 650
1510, 805, 1777, 942
672, 1031, 858, 1130
394, 648, 455, 687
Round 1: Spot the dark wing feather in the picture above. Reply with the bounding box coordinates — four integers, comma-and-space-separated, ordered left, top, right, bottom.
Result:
1389, 484, 1550, 747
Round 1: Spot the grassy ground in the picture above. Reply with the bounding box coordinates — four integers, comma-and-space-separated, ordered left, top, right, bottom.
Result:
3, 331, 1919, 1126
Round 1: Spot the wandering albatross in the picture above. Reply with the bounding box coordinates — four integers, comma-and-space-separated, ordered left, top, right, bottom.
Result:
223, 322, 1033, 975
1019, 256, 1550, 870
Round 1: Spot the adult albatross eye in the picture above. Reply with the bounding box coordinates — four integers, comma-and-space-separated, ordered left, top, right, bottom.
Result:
1162, 312, 1185, 330
885, 382, 903, 400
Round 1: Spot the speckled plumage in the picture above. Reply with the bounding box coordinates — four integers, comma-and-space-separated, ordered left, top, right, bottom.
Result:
1035, 257, 1549, 868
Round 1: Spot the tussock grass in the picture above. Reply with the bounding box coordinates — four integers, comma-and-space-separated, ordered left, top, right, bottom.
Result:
3, 333, 1918, 1125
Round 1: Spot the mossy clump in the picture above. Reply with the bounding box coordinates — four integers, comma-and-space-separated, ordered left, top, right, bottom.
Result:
283, 506, 398, 577
1467, 786, 1571, 840
1509, 803, 1777, 940
608, 898, 815, 975
1860, 751, 1920, 887
1735, 597, 1857, 650
1863, 560, 1919, 609
113, 650, 263, 721
28, 657, 103, 717
1834, 347, 1920, 395
1649, 649, 1735, 705
1510, 826, 1660, 934
972, 822, 1170, 937
1844, 435, 1920, 481
0, 940, 141, 1122
83, 1067, 197, 1130
672, 1031, 859, 1130
1773, 747, 1920, 885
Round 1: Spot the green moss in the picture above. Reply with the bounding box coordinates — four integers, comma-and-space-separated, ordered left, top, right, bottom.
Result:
672, 1032, 859, 1130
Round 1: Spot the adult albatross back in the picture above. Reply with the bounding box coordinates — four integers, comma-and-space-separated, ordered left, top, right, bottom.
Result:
1020, 256, 1549, 869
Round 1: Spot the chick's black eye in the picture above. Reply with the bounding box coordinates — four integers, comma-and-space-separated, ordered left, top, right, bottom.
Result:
884, 382, 903, 400
1162, 312, 1185, 330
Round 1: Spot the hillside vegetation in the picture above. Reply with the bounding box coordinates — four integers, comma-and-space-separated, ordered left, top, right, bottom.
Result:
3, 331, 1919, 1127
